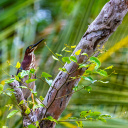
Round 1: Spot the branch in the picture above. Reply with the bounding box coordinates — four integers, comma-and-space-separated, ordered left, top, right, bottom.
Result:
8, 80, 39, 126
39, 0, 128, 127
8, 80, 28, 111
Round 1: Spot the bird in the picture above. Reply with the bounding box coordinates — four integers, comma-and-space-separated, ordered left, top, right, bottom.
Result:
17, 39, 44, 101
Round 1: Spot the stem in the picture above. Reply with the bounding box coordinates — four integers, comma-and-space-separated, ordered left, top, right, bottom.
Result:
36, 97, 48, 108
45, 43, 70, 74
2, 69, 11, 77
37, 76, 58, 91
3, 91, 20, 109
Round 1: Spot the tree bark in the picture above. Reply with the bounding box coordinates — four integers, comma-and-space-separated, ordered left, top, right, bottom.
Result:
8, 0, 128, 128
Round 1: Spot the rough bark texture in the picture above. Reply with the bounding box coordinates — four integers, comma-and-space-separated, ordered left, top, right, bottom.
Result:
8, 0, 128, 128
8, 80, 27, 110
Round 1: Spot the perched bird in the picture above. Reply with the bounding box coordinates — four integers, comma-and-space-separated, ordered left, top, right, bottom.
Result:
17, 39, 44, 100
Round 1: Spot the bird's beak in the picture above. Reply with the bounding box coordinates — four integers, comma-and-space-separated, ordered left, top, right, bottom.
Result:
32, 38, 45, 48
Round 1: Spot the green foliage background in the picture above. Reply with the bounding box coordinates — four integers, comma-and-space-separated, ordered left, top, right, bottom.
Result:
0, 0, 128, 127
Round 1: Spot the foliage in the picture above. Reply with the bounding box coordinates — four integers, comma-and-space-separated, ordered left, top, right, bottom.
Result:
67, 110, 111, 128
7, 110, 19, 118
0, 0, 128, 127
0, 43, 115, 128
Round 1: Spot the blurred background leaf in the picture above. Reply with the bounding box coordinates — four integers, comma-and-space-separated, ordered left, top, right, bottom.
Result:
0, 0, 128, 127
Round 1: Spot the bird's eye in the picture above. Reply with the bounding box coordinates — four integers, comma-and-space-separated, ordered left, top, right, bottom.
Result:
29, 46, 32, 49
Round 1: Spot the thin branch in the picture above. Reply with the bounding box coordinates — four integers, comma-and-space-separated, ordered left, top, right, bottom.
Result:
37, 76, 58, 91
36, 97, 48, 108
3, 91, 21, 109
45, 42, 70, 74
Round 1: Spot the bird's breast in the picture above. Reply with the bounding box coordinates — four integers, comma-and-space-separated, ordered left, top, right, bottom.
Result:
21, 53, 36, 70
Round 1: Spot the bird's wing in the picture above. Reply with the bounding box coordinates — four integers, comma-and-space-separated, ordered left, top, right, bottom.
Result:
16, 67, 23, 75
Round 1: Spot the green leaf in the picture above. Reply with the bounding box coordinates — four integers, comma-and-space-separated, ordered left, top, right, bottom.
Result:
25, 79, 37, 84
84, 86, 92, 92
39, 96, 44, 101
98, 80, 109, 83
28, 124, 37, 128
62, 57, 71, 64
105, 65, 113, 70
52, 55, 59, 61
15, 75, 21, 82
5, 78, 15, 84
62, 47, 66, 51
5, 104, 13, 110
90, 57, 101, 70
55, 53, 62, 56
6, 92, 12, 96
30, 89, 37, 96
25, 107, 31, 114
80, 110, 91, 118
38, 104, 44, 107
2, 126, 8, 128
0, 84, 3, 94
18, 86, 27, 89
97, 70, 108, 77
45, 78, 53, 86
100, 114, 111, 118
70, 56, 77, 62
47, 116, 58, 123
64, 43, 70, 48
18, 70, 29, 78
41, 72, 52, 78
68, 117, 77, 119
84, 70, 92, 75
7, 110, 19, 118
9, 105, 13, 110
28, 101, 34, 105
75, 121, 83, 128
81, 53, 88, 56
73, 86, 78, 91
33, 91, 37, 97
58, 68, 67, 72
35, 121, 39, 127
33, 105, 39, 110
6, 88, 14, 92
70, 76, 76, 80
16, 61, 21, 69
81, 76, 97, 83
33, 104, 44, 111
82, 76, 93, 82
87, 118, 93, 120
30, 68, 36, 74
79, 64, 89, 69
64, 50, 72, 52
75, 49, 81, 55
18, 100, 24, 105
98, 117, 106, 122
90, 111, 101, 116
